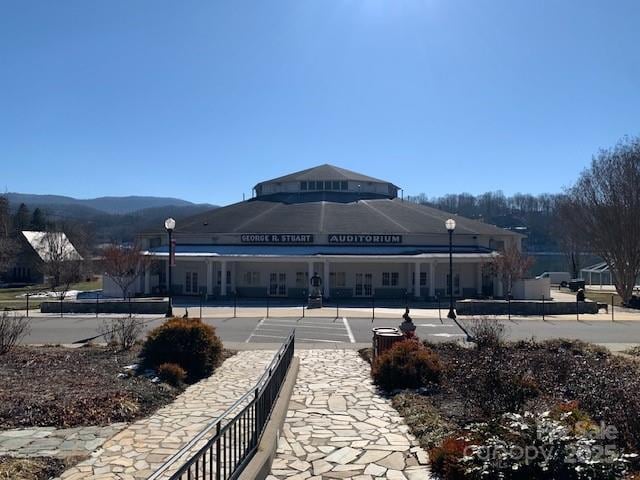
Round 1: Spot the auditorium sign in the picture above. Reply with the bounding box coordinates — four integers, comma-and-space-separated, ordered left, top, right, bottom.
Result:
328, 234, 402, 244
240, 233, 314, 244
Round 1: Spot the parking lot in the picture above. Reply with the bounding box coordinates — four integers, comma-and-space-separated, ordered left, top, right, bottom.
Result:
16, 308, 640, 351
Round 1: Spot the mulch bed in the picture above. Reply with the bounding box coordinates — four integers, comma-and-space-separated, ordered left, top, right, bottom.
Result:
0, 345, 235, 429
0, 456, 72, 480
362, 339, 640, 464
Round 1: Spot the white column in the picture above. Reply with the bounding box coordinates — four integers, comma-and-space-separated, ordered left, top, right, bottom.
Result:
144, 266, 150, 295
429, 262, 436, 298
414, 262, 421, 298
407, 264, 413, 295
220, 260, 227, 297
230, 262, 236, 295
207, 260, 214, 296
476, 262, 483, 296
308, 261, 314, 295
323, 261, 330, 298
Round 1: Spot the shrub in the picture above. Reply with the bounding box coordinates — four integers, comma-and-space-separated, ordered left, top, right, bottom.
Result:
0, 312, 30, 355
457, 412, 636, 480
141, 317, 223, 382
372, 340, 442, 391
158, 362, 187, 387
429, 436, 471, 480
99, 316, 144, 351
460, 349, 539, 416
465, 316, 505, 350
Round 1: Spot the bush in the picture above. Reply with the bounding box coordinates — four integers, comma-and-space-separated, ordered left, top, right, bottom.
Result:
372, 340, 442, 391
99, 316, 144, 351
141, 318, 223, 383
457, 412, 636, 480
461, 350, 539, 416
465, 316, 505, 350
0, 312, 30, 355
429, 436, 471, 480
158, 362, 187, 387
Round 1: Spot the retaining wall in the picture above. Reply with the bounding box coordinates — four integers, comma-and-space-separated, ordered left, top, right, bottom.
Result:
456, 299, 598, 316
40, 298, 169, 314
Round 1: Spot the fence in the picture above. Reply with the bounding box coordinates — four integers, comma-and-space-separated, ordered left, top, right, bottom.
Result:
148, 329, 295, 480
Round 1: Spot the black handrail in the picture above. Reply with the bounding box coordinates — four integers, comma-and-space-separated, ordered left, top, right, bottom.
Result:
148, 329, 295, 480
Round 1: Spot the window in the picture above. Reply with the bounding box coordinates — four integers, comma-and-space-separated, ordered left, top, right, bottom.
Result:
300, 181, 307, 190
324, 180, 332, 189
332, 181, 340, 190
341, 181, 348, 190
185, 272, 199, 293
382, 272, 399, 287
243, 272, 260, 285
308, 181, 316, 190
420, 272, 427, 286
295, 272, 308, 288
330, 272, 346, 288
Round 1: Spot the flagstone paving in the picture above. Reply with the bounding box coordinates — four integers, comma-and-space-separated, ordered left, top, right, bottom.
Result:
0, 424, 126, 459
267, 350, 431, 480
56, 350, 275, 480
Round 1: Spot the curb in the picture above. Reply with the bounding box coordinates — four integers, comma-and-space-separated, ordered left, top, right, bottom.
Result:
238, 356, 300, 480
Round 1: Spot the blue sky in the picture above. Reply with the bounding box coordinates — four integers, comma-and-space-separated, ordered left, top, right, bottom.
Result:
1, 0, 639, 205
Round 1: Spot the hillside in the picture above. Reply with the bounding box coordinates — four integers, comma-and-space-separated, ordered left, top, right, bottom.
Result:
3, 193, 216, 244
5, 193, 202, 215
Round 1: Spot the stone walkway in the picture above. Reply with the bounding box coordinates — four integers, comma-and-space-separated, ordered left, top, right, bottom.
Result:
268, 350, 431, 480
0, 424, 126, 459
56, 350, 275, 480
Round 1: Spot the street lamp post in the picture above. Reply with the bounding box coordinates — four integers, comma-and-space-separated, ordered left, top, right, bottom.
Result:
445, 218, 456, 320
165, 217, 176, 317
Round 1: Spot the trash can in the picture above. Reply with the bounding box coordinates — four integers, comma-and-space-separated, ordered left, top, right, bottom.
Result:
372, 327, 400, 358
376, 331, 404, 357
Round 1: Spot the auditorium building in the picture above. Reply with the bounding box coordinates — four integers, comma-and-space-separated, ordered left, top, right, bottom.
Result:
131, 165, 522, 301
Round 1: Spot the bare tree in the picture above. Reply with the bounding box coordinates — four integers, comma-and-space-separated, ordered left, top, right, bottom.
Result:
102, 243, 150, 299
37, 230, 82, 299
0, 237, 18, 275
99, 316, 144, 351
553, 206, 587, 279
0, 312, 30, 354
557, 136, 640, 305
487, 243, 534, 297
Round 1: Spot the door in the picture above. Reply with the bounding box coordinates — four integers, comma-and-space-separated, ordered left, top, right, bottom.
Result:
269, 272, 287, 296
355, 273, 373, 297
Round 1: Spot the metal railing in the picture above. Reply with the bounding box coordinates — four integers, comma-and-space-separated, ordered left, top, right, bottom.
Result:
148, 329, 295, 480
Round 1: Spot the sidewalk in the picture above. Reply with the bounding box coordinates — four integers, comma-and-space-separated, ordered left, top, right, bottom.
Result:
267, 350, 431, 480
56, 350, 275, 480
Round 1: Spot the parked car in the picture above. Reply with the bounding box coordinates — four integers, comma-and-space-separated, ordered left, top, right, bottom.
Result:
536, 271, 571, 286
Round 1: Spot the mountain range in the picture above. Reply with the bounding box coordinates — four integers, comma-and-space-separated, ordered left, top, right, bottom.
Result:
3, 192, 217, 243
4, 193, 210, 216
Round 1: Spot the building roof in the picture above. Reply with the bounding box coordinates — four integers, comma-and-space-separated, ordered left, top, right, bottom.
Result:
22, 231, 83, 262
146, 244, 496, 258
170, 197, 521, 237
254, 164, 396, 189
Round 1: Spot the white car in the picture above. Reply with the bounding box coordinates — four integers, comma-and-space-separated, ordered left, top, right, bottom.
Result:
536, 272, 571, 286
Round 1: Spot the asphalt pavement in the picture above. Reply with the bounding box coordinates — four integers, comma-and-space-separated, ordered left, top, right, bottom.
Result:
16, 311, 640, 352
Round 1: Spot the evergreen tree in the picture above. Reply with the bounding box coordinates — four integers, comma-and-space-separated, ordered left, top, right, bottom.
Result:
0, 196, 10, 237
13, 203, 30, 232
30, 208, 47, 231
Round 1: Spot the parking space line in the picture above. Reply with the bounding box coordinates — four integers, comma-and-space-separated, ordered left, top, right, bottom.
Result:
245, 317, 266, 343
255, 327, 350, 338
429, 333, 466, 338
342, 317, 355, 343
258, 322, 347, 331
250, 334, 289, 341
